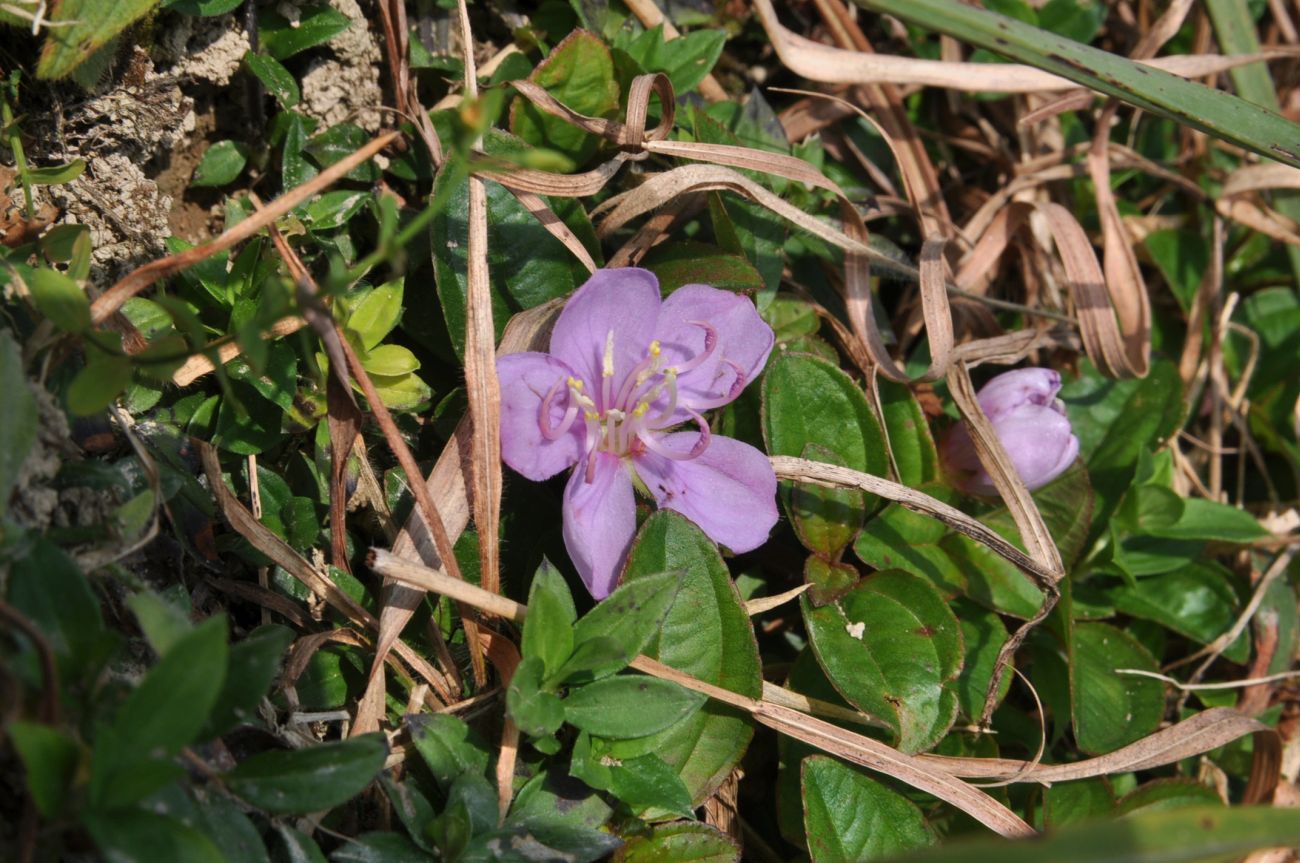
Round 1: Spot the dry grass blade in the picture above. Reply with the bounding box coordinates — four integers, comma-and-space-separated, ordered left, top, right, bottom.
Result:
752, 0, 1298, 93
919, 707, 1280, 804
197, 441, 456, 704
89, 130, 400, 326
367, 548, 1034, 837
769, 455, 1060, 584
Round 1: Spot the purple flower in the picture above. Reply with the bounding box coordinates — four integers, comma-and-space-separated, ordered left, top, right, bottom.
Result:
497, 268, 779, 599
941, 368, 1080, 496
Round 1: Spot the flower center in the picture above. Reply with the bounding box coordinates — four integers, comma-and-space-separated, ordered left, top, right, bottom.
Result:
539, 327, 725, 478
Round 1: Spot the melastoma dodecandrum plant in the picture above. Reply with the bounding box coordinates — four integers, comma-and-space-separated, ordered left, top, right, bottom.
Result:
941, 367, 1081, 495
496, 268, 778, 598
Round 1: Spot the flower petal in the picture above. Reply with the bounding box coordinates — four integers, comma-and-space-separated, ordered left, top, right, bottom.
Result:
549, 268, 662, 409
652, 285, 774, 413
976, 368, 1063, 419
634, 434, 778, 553
563, 452, 637, 599
945, 406, 1079, 495
497, 352, 585, 482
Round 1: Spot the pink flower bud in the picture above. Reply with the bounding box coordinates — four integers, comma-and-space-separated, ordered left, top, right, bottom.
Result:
941, 368, 1079, 495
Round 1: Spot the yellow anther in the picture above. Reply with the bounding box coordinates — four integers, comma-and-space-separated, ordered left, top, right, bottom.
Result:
568, 377, 584, 391
584, 411, 599, 422
648, 340, 661, 358
632, 402, 649, 418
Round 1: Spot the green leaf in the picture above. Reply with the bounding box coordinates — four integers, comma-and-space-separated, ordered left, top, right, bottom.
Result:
855, 490, 964, 599
196, 795, 272, 863
884, 805, 1300, 863
1070, 622, 1163, 754
347, 279, 404, 351
7, 722, 79, 819
223, 734, 387, 814
1081, 360, 1183, 539
615, 24, 727, 94
23, 265, 90, 333
1106, 562, 1249, 664
244, 52, 300, 109
510, 30, 620, 164
361, 344, 421, 376
163, 0, 245, 15
609, 511, 762, 804
1043, 779, 1116, 829
954, 600, 1011, 723
564, 569, 681, 684
573, 736, 695, 818
408, 713, 491, 791
431, 147, 578, 358
1116, 779, 1223, 817
852, 0, 1300, 169
260, 4, 351, 60
564, 676, 706, 739
523, 561, 577, 678
804, 555, 861, 606
127, 591, 192, 657
90, 616, 229, 808
763, 353, 888, 555
27, 158, 86, 185
7, 538, 109, 677
84, 811, 225, 863
202, 623, 295, 738
642, 242, 764, 294
36, 0, 159, 79
67, 353, 133, 416
802, 571, 962, 752
303, 122, 380, 181
331, 832, 432, 863
620, 822, 740, 863
1150, 498, 1268, 542
876, 378, 940, 485
0, 331, 36, 517
801, 755, 934, 862
305, 189, 368, 230
193, 140, 249, 187
508, 656, 566, 738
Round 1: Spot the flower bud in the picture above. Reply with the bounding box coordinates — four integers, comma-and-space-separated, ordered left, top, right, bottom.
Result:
941, 368, 1079, 495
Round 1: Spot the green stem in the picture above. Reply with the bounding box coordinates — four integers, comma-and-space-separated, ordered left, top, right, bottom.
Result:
2, 71, 35, 218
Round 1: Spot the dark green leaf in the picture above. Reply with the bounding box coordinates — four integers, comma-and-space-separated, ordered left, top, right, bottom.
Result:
305, 189, 369, 230
523, 561, 576, 678
193, 140, 249, 187
330, 833, 431, 863
1107, 562, 1249, 663
7, 722, 79, 818
620, 822, 739, 863
273, 825, 330, 863
244, 52, 300, 109
801, 755, 934, 862
261, 4, 351, 60
163, 0, 245, 15
876, 378, 939, 485
202, 623, 295, 738
223, 734, 388, 814
1115, 778, 1222, 817
615, 25, 727, 93
23, 265, 90, 332
507, 656, 566, 738
196, 794, 272, 863
27, 158, 86, 184
7, 537, 109, 677
564, 676, 705, 739
1043, 779, 1116, 829
802, 571, 962, 752
1070, 622, 1163, 754
510, 30, 620, 164
84, 811, 225, 863
0, 331, 37, 517
565, 570, 681, 683
642, 242, 764, 294
90, 616, 229, 808
609, 511, 761, 803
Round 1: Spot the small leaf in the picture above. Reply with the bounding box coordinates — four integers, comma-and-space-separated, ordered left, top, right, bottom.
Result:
84, 811, 225, 863
563, 676, 706, 739
1070, 622, 1164, 754
193, 140, 249, 187
244, 52, 300, 109
0, 331, 37, 517
407, 713, 491, 791
67, 353, 134, 416
523, 561, 577, 678
801, 755, 935, 862
346, 280, 405, 351
23, 265, 90, 333
621, 822, 740, 863
361, 344, 421, 376
36, 0, 158, 80
7, 722, 79, 819
507, 656, 566, 738
305, 189, 368, 230
27, 158, 86, 185
223, 734, 388, 814
202, 623, 295, 738
261, 4, 351, 59
565, 570, 681, 683
510, 30, 620, 164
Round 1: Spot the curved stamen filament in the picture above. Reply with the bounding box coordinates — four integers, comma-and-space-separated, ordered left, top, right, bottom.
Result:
615, 340, 661, 409
681, 359, 747, 412
671, 321, 718, 375
636, 408, 710, 461
538, 378, 580, 440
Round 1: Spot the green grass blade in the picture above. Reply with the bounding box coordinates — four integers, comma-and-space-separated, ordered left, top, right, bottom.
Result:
853, 0, 1300, 169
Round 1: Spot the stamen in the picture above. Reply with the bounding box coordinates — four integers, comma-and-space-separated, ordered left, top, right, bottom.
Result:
601, 329, 616, 410
671, 322, 718, 375
648, 368, 680, 427
681, 359, 748, 411
636, 408, 710, 461
614, 340, 662, 409
538, 378, 579, 440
